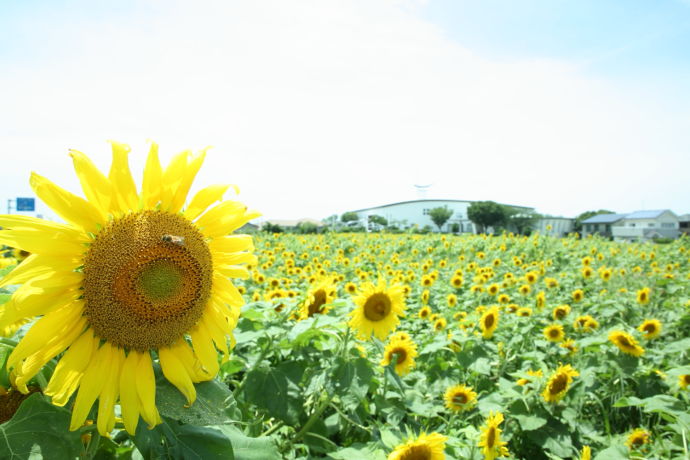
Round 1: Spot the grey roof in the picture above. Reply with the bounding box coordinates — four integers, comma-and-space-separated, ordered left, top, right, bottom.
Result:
679, 214, 690, 221
582, 213, 627, 224
624, 210, 672, 219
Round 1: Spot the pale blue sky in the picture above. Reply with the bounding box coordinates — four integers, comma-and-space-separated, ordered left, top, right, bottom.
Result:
1, 0, 689, 220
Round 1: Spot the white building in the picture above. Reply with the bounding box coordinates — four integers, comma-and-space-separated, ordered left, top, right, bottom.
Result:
346, 199, 534, 233
582, 210, 680, 241
535, 217, 575, 237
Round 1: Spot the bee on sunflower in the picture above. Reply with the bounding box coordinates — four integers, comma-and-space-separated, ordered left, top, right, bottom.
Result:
0, 142, 259, 435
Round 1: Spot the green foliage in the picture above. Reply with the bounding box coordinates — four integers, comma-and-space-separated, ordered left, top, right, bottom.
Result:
262, 222, 284, 233
428, 206, 453, 232
506, 209, 541, 235
467, 201, 508, 233
340, 212, 359, 223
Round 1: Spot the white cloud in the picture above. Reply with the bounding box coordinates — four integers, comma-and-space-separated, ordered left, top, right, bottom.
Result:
1, 0, 688, 221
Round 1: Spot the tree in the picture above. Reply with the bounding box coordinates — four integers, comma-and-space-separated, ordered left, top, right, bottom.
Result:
368, 215, 387, 227
428, 206, 453, 232
341, 212, 359, 223
467, 201, 508, 234
573, 210, 615, 233
506, 209, 541, 235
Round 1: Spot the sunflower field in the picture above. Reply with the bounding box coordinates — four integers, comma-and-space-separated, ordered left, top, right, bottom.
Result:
0, 147, 689, 460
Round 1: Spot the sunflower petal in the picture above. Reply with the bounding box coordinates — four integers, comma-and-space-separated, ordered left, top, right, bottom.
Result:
208, 235, 254, 254
30, 172, 105, 232
45, 331, 98, 406
159, 345, 197, 406
70, 343, 111, 431
169, 150, 207, 214
0, 230, 87, 258
160, 150, 190, 210
0, 215, 89, 241
184, 184, 230, 221
97, 345, 123, 435
0, 254, 80, 288
190, 322, 220, 376
69, 150, 112, 214
141, 142, 163, 209
119, 351, 141, 435
136, 351, 162, 427
108, 141, 139, 214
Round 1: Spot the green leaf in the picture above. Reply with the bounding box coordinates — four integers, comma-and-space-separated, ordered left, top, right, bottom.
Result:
0, 393, 83, 460
243, 361, 305, 423
133, 418, 234, 460
156, 374, 239, 425
592, 444, 628, 460
332, 357, 373, 410
508, 400, 547, 431
214, 425, 280, 460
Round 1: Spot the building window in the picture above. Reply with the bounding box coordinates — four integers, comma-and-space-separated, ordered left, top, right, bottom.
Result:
423, 208, 429, 215
629, 223, 636, 227
648, 223, 654, 227
661, 222, 676, 228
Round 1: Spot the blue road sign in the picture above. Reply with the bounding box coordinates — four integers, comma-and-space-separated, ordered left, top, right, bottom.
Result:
16, 197, 35, 212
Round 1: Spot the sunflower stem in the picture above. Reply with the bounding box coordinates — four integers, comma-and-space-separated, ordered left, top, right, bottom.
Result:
260, 420, 284, 437
292, 392, 333, 442
0, 338, 19, 347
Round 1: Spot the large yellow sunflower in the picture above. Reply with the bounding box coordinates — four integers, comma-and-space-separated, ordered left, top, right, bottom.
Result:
387, 431, 447, 460
348, 278, 405, 340
0, 142, 259, 436
477, 411, 509, 460
479, 306, 499, 339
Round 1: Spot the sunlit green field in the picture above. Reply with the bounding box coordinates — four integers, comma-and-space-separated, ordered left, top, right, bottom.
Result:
1, 232, 689, 459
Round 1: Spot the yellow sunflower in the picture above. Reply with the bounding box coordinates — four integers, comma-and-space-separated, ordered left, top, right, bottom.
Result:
543, 324, 565, 343
679, 374, 690, 389
609, 331, 644, 357
0, 142, 259, 436
625, 428, 651, 450
418, 305, 432, 320
387, 431, 447, 460
477, 411, 509, 460
444, 384, 477, 412
636, 287, 651, 305
516, 369, 542, 386
433, 317, 447, 332
450, 275, 464, 289
552, 304, 570, 320
349, 278, 405, 340
447, 293, 458, 307
637, 319, 662, 340
516, 307, 532, 317
479, 306, 500, 339
572, 289, 584, 302
542, 364, 579, 403
381, 335, 418, 376
299, 276, 337, 319
580, 445, 591, 460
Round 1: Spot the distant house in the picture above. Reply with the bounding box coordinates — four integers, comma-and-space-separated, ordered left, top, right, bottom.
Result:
611, 210, 679, 242
581, 213, 627, 239
679, 214, 690, 236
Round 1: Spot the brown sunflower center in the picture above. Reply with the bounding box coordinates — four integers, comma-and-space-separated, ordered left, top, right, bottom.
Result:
308, 289, 327, 316
484, 314, 495, 329
549, 329, 560, 338
548, 374, 568, 395
452, 392, 468, 405
643, 324, 656, 333
618, 336, 632, 348
398, 444, 431, 460
391, 347, 407, 365
83, 210, 212, 351
364, 293, 391, 321
486, 427, 496, 448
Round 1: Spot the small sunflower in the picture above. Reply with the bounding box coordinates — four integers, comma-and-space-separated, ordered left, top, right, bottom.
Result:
542, 364, 579, 403
418, 305, 432, 320
516, 369, 542, 386
444, 384, 477, 412
348, 278, 405, 340
487, 283, 500, 296
573, 315, 598, 332
450, 275, 464, 289
516, 307, 532, 317
636, 287, 651, 305
637, 319, 662, 340
299, 276, 337, 319
344, 282, 357, 294
679, 374, 690, 389
387, 431, 447, 460
543, 324, 565, 343
479, 306, 500, 339
625, 428, 651, 450
609, 331, 644, 357
580, 445, 591, 460
433, 317, 447, 332
0, 142, 259, 436
560, 339, 578, 355
381, 335, 418, 376
447, 293, 457, 307
518, 284, 531, 295
535, 291, 546, 309
477, 411, 509, 460
552, 304, 570, 320
497, 294, 510, 304
572, 289, 584, 302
